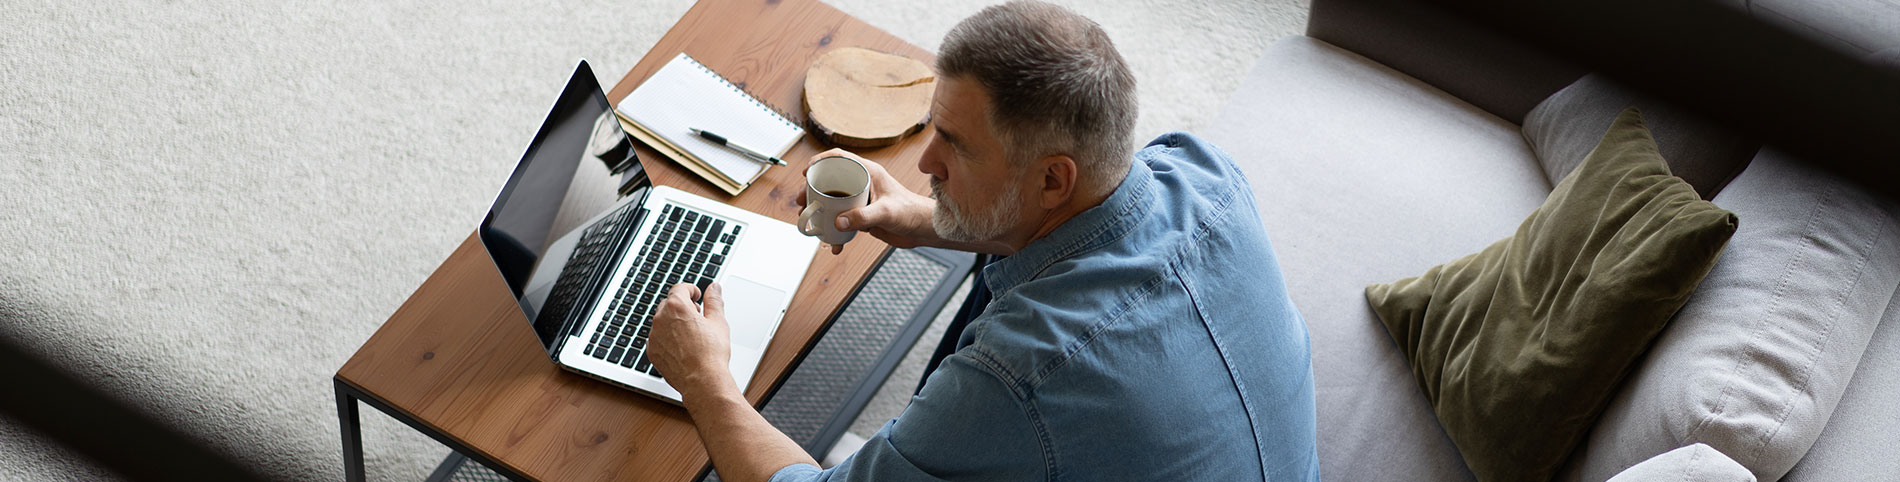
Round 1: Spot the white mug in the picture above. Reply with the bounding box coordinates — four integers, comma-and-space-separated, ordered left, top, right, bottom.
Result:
799, 156, 870, 245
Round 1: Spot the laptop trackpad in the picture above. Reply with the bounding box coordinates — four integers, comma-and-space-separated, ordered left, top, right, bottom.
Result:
722, 276, 787, 352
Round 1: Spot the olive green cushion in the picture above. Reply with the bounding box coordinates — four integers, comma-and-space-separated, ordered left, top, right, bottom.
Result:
1364, 108, 1738, 481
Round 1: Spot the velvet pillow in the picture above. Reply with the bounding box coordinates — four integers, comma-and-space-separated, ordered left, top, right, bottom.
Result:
1364, 108, 1737, 481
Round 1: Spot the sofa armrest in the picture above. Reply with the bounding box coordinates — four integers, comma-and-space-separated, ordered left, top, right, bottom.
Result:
1306, 0, 1584, 124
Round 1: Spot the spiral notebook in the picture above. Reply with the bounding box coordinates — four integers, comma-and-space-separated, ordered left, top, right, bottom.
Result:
615, 53, 805, 196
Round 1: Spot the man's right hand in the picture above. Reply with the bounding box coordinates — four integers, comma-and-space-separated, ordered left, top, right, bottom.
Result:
798, 149, 940, 254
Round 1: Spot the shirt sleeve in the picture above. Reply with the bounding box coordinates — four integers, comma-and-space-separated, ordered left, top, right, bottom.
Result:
767, 352, 1046, 482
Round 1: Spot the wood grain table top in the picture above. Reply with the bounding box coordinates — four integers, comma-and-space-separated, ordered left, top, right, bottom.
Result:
335, 0, 937, 480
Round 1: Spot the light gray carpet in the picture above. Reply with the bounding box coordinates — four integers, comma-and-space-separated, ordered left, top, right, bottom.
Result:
0, 0, 1306, 480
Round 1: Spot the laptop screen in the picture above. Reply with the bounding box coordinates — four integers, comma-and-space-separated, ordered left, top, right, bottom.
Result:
479, 60, 635, 300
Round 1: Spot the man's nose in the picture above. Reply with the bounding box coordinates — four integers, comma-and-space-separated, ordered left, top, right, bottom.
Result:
918, 155, 939, 177
918, 143, 946, 177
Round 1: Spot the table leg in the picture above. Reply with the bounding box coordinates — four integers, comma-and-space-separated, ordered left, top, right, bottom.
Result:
336, 379, 366, 482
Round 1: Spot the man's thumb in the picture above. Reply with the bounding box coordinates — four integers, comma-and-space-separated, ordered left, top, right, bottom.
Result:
838, 203, 885, 231
702, 282, 726, 321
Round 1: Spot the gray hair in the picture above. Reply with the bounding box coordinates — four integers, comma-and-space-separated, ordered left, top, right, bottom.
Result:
937, 0, 1138, 197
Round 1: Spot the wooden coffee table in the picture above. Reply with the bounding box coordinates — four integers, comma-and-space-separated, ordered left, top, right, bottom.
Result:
332, 1, 937, 480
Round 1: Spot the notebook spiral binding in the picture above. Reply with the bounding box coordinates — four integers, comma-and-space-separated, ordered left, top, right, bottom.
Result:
683, 56, 806, 134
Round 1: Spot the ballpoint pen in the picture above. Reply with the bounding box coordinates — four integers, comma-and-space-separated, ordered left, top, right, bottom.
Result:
689, 128, 790, 166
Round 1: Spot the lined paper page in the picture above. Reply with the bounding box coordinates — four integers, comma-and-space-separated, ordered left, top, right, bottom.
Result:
616, 53, 805, 187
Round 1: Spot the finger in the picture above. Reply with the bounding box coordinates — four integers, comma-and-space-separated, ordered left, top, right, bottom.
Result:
830, 243, 843, 255
858, 155, 890, 177
701, 283, 725, 321
836, 200, 892, 232
667, 282, 703, 310
860, 159, 907, 192
810, 148, 853, 166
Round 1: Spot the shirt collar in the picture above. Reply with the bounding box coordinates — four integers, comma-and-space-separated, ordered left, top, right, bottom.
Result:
983, 158, 1154, 296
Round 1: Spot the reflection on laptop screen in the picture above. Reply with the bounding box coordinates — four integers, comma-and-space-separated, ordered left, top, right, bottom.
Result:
480, 62, 613, 298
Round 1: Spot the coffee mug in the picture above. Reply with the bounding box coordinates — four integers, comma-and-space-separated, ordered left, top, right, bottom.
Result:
798, 156, 870, 245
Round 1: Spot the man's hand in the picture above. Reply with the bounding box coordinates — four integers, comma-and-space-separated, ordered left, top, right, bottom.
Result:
651, 282, 820, 481
647, 282, 735, 401
797, 149, 939, 255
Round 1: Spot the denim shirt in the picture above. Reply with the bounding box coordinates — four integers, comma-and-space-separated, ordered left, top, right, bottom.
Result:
773, 133, 1320, 481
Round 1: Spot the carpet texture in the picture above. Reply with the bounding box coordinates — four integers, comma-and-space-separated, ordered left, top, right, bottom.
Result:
0, 0, 1306, 479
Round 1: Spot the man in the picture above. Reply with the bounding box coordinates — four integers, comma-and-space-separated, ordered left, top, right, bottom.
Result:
648, 1, 1320, 480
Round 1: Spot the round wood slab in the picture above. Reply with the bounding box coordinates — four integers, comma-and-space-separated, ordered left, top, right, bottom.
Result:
803, 47, 935, 148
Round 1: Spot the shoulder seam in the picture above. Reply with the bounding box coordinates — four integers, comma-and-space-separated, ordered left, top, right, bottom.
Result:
1030, 273, 1170, 387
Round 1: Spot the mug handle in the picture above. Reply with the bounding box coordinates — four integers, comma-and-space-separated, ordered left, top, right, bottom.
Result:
798, 202, 824, 236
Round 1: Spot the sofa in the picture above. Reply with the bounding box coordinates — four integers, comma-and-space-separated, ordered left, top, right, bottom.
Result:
1200, 0, 1900, 480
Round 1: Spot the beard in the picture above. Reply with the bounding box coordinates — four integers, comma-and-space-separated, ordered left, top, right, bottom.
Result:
931, 177, 1022, 243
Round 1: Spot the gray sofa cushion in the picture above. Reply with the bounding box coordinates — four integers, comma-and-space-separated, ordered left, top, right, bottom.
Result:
1202, 35, 1552, 481
1562, 149, 1900, 481
1782, 294, 1900, 480
1523, 74, 1759, 200
1780, 44, 1900, 481
1607, 444, 1755, 482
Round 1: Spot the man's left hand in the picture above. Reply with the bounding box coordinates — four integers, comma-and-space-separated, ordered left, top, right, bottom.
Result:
648, 282, 736, 401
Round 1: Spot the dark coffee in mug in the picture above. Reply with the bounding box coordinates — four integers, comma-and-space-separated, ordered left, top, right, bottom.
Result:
820, 190, 853, 198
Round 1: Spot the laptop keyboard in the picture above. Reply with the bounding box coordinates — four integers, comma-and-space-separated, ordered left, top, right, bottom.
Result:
583, 203, 741, 378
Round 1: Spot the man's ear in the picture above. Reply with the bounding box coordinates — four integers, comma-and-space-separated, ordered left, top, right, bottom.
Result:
1035, 154, 1078, 209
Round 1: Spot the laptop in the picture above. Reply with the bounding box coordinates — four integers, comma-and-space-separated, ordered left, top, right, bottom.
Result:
478, 59, 819, 404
